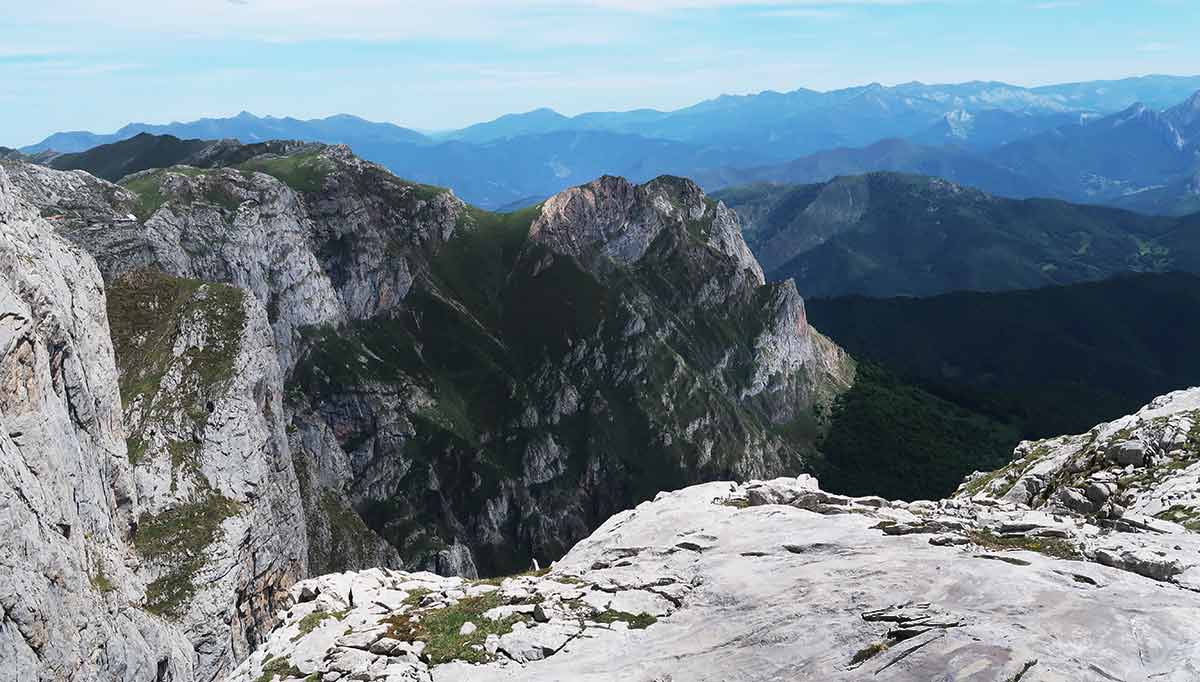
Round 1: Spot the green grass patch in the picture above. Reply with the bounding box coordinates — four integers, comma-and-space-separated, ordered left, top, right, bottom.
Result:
967, 529, 1079, 560
383, 592, 528, 665
120, 171, 167, 220
108, 270, 245, 406
1154, 505, 1200, 531
253, 655, 302, 682
89, 562, 116, 594
292, 608, 349, 641
134, 494, 240, 618
590, 609, 657, 629
237, 152, 331, 193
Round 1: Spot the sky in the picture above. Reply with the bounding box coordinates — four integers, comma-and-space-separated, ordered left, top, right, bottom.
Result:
2, 0, 1198, 146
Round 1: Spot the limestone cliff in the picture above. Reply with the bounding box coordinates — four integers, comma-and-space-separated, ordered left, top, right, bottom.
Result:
0, 165, 195, 681
1, 161, 312, 681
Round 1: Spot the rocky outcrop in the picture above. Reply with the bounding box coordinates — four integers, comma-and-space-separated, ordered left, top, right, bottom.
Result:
226, 466, 1200, 682
0, 165, 195, 681
957, 387, 1200, 531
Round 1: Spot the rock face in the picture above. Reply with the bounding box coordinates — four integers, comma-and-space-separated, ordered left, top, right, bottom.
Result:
0, 165, 195, 681
1, 159, 310, 681
4, 148, 854, 581
107, 269, 309, 680
228, 462, 1200, 682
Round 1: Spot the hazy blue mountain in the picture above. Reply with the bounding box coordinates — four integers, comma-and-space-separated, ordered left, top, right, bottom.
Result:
910, 109, 1095, 151
439, 108, 574, 143
988, 99, 1199, 204
22, 112, 429, 154
435, 76, 1200, 157
717, 172, 1194, 297
699, 138, 1041, 198
1031, 74, 1200, 111
24, 131, 114, 155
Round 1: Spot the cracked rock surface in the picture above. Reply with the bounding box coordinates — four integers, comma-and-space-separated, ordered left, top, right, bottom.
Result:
228, 458, 1200, 681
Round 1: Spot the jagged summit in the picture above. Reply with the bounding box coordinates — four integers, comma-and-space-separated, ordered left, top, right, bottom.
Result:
530, 174, 764, 283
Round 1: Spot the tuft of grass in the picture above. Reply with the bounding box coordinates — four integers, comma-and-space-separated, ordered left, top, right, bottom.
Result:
1155, 505, 1200, 531
253, 655, 302, 682
89, 562, 116, 594
292, 608, 349, 641
850, 641, 890, 666
967, 529, 1079, 560
135, 494, 240, 618
382, 592, 528, 665
591, 609, 657, 629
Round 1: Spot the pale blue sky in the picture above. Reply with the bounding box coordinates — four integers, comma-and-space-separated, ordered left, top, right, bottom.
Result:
2, 0, 1197, 146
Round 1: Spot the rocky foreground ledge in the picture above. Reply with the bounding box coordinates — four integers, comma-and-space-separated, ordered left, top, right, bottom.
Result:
228, 391, 1200, 682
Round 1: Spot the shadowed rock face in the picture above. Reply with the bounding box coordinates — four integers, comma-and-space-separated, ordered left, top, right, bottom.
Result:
1, 145, 855, 679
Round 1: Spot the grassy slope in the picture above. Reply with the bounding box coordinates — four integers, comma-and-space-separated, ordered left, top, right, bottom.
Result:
720, 173, 1189, 298
809, 272, 1200, 441
818, 363, 1018, 501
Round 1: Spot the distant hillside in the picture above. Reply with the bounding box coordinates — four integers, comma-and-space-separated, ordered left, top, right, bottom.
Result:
989, 94, 1200, 206
717, 172, 1193, 297
808, 272, 1200, 440
709, 89, 1200, 217
698, 138, 1041, 198
46, 133, 216, 181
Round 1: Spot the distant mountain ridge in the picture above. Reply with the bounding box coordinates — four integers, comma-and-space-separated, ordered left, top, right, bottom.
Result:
711, 90, 1200, 217
17, 76, 1200, 211
717, 172, 1198, 297
24, 111, 430, 154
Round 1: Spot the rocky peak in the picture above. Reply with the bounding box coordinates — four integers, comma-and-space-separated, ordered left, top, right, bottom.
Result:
1166, 90, 1200, 141
529, 174, 764, 285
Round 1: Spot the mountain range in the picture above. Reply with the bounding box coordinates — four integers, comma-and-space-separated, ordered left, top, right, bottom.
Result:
17, 75, 1200, 211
